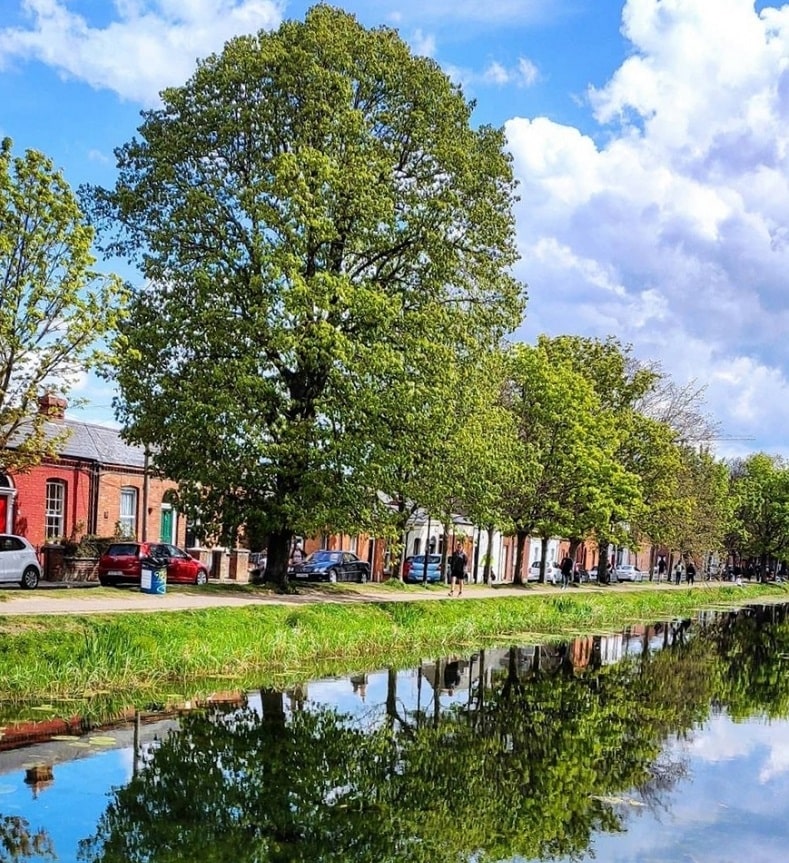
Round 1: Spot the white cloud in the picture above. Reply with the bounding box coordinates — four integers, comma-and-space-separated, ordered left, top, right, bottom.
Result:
506, 0, 789, 454
482, 57, 539, 88
409, 27, 435, 58
687, 713, 789, 784
484, 61, 510, 86
0, 0, 283, 104
517, 56, 539, 87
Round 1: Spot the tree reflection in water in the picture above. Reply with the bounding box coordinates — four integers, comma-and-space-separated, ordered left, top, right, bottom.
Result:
0, 816, 55, 863
75, 604, 789, 863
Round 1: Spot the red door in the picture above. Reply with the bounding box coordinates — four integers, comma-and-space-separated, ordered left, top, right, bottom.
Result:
0, 496, 7, 533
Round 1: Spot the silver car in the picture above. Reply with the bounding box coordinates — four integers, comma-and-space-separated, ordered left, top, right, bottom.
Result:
0, 534, 41, 589
615, 563, 643, 582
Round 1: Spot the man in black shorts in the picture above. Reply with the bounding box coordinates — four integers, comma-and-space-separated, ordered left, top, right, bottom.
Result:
448, 543, 467, 596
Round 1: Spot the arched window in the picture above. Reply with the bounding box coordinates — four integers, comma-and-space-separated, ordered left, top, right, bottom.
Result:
45, 479, 66, 539
119, 487, 138, 538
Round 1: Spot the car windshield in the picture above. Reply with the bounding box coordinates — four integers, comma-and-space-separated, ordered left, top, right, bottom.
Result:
307, 551, 341, 563
106, 544, 140, 557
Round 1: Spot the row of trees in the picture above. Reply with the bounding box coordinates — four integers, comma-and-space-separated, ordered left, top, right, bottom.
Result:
2, 6, 787, 588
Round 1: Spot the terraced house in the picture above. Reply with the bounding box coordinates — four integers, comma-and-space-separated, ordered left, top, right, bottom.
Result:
1, 395, 185, 569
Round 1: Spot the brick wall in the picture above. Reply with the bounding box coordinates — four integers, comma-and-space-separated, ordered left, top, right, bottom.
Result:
12, 461, 92, 549
8, 463, 184, 552
97, 468, 184, 544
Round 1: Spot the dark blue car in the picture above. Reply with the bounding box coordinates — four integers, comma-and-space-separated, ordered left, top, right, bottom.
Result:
290, 550, 370, 583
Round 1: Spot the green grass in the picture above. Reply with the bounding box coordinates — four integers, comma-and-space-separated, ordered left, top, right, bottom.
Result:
0, 582, 785, 707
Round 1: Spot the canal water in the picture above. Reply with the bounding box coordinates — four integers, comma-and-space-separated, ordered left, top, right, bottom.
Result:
1, 603, 789, 862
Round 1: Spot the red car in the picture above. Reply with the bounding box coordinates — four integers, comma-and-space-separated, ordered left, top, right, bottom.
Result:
98, 541, 209, 587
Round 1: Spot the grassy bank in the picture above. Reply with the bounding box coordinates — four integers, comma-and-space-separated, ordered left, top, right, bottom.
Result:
0, 583, 786, 706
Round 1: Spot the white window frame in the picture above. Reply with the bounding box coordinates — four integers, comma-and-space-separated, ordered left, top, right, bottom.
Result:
119, 487, 138, 538
45, 480, 66, 540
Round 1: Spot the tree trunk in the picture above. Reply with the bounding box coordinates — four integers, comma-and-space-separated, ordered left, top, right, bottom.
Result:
598, 538, 610, 585
441, 521, 450, 583
483, 524, 495, 583
539, 536, 549, 583
473, 526, 481, 584
264, 529, 293, 591
386, 667, 397, 730
513, 529, 528, 586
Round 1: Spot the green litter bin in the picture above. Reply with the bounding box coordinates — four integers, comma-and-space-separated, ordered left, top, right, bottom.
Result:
140, 557, 167, 595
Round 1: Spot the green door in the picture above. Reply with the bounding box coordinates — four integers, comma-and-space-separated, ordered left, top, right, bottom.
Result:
159, 507, 174, 543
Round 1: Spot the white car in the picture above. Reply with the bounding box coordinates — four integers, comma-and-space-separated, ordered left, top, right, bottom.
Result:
615, 563, 643, 582
528, 561, 561, 583
0, 534, 41, 589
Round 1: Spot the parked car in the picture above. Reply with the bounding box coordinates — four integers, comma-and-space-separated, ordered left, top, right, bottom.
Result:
0, 534, 41, 589
98, 541, 209, 587
589, 564, 620, 582
527, 561, 561, 583
615, 563, 643, 582
290, 550, 370, 583
575, 564, 590, 583
404, 554, 443, 584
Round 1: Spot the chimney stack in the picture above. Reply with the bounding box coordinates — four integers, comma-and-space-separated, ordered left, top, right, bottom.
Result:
38, 393, 67, 421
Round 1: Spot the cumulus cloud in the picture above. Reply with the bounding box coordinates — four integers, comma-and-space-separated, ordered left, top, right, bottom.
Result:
0, 0, 283, 104
507, 0, 789, 454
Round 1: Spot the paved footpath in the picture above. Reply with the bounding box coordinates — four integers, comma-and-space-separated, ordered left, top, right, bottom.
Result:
0, 579, 686, 616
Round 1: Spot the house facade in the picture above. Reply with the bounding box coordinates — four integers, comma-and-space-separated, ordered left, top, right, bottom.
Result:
2, 396, 185, 561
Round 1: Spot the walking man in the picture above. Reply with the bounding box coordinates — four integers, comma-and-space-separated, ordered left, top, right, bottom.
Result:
685, 558, 696, 585
560, 554, 574, 590
448, 542, 467, 596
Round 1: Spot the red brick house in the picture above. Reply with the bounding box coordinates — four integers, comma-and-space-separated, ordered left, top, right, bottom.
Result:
1, 395, 185, 557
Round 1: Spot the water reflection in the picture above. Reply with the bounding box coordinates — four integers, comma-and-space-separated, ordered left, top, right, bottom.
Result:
2, 604, 789, 862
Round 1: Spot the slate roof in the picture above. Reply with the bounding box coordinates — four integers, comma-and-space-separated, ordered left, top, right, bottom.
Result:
56, 420, 146, 468
8, 418, 146, 469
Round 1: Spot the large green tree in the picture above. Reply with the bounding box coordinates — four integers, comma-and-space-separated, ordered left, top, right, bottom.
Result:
0, 138, 124, 472
727, 453, 789, 570
86, 5, 524, 587
502, 340, 638, 585
538, 336, 679, 578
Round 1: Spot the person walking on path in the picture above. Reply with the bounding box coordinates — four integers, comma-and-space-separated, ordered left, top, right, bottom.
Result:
685, 559, 696, 585
657, 556, 667, 582
560, 555, 574, 590
674, 561, 683, 585
448, 543, 468, 596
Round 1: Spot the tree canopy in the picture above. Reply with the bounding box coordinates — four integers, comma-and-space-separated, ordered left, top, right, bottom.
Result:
0, 138, 125, 472
85, 4, 525, 585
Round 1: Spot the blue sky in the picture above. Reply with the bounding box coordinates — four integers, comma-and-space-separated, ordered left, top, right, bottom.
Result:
1, 1, 788, 457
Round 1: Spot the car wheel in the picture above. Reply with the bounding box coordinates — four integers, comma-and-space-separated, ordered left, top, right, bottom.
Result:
195, 568, 208, 586
328, 568, 339, 584
20, 566, 39, 590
